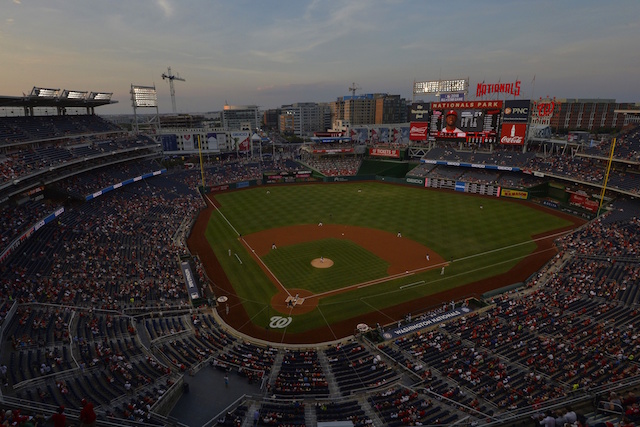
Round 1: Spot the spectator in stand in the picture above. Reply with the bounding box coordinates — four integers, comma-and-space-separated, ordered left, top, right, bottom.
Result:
50, 406, 66, 427
79, 398, 97, 427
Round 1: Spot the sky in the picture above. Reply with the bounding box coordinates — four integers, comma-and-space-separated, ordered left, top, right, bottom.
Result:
1, 0, 639, 115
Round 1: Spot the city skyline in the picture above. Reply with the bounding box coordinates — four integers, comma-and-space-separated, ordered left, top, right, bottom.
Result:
2, 0, 639, 115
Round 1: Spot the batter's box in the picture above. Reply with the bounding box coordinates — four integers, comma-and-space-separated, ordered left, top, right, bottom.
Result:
285, 294, 305, 307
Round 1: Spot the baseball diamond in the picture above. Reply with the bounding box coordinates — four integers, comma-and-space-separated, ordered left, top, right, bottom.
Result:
187, 181, 584, 344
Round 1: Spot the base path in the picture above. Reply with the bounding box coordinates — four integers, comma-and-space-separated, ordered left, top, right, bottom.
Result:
243, 224, 445, 275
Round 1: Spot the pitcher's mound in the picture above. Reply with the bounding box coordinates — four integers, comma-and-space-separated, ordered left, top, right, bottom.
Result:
311, 258, 333, 268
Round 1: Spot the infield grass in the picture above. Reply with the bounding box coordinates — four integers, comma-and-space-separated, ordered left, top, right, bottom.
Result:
205, 181, 574, 334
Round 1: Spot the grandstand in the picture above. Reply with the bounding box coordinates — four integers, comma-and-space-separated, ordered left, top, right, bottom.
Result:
1, 90, 640, 427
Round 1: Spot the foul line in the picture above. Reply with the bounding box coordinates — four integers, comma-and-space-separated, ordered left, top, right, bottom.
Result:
206, 194, 241, 236
205, 193, 290, 297
240, 238, 291, 297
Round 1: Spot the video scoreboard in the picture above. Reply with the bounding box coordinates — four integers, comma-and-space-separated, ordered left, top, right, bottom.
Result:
430, 101, 503, 144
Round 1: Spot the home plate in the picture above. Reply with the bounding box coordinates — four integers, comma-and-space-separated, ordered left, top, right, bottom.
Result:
286, 294, 305, 306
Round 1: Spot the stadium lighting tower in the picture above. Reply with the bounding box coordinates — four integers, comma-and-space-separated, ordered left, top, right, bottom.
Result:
161, 67, 185, 114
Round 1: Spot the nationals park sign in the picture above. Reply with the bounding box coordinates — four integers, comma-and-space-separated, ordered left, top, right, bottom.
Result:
432, 100, 503, 110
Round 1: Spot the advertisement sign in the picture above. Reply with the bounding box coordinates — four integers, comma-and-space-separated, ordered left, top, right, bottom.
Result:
183, 134, 194, 151
499, 123, 527, 145
383, 307, 472, 339
206, 132, 224, 151
476, 80, 521, 97
230, 131, 251, 151
378, 128, 389, 143
500, 188, 529, 199
350, 128, 368, 143
569, 192, 599, 212
440, 92, 465, 102
398, 127, 410, 144
503, 99, 531, 123
369, 148, 400, 158
410, 122, 429, 141
161, 134, 178, 151
409, 102, 430, 122
313, 148, 354, 154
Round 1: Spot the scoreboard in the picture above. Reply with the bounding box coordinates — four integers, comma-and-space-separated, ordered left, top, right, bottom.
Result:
430, 101, 503, 144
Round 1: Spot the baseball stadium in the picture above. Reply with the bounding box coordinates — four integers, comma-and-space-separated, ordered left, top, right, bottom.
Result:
1, 89, 640, 427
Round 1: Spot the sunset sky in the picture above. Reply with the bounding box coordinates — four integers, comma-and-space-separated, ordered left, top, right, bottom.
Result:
2, 0, 639, 114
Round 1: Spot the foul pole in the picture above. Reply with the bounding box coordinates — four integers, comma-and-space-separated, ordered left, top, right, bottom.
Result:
597, 137, 616, 216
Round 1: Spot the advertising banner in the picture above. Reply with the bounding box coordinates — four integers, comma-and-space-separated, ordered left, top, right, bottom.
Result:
231, 131, 250, 151
379, 128, 390, 143
503, 99, 531, 123
398, 127, 410, 144
183, 134, 194, 151
500, 188, 529, 199
180, 261, 200, 301
499, 123, 527, 145
350, 128, 369, 143
383, 306, 472, 339
161, 134, 178, 151
569, 192, 599, 212
369, 148, 400, 158
410, 122, 429, 141
440, 92, 465, 102
206, 132, 225, 151
409, 102, 430, 122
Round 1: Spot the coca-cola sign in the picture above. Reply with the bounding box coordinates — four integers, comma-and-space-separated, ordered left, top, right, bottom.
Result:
409, 122, 429, 141
499, 123, 527, 145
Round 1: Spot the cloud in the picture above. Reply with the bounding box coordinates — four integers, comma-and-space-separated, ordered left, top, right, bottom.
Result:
156, 0, 174, 19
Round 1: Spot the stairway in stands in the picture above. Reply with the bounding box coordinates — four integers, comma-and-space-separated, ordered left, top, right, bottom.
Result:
317, 349, 341, 397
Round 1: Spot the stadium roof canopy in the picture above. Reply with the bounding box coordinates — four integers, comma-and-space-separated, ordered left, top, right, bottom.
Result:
0, 87, 117, 110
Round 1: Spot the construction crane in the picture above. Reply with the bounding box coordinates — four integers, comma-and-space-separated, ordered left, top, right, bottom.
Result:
161, 67, 185, 114
348, 82, 361, 98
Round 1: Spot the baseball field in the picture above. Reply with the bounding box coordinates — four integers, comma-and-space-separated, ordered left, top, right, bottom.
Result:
187, 181, 585, 344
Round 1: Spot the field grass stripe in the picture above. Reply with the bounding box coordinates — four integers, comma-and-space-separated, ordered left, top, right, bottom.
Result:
452, 229, 572, 264
205, 194, 240, 236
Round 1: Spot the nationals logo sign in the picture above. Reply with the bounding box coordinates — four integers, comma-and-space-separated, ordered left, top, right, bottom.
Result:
536, 101, 555, 116
409, 122, 429, 141
500, 123, 527, 145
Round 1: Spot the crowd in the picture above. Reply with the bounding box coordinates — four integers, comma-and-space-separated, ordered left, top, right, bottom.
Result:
304, 157, 362, 176
1, 115, 640, 426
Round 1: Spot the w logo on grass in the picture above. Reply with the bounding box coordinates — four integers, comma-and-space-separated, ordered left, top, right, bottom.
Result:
269, 316, 292, 328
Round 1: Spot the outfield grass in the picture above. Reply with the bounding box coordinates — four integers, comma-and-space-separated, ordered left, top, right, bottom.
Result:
205, 181, 574, 333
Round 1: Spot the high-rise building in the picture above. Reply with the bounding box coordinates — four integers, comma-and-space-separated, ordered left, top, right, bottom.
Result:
222, 104, 259, 131
331, 93, 407, 127
278, 102, 331, 136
